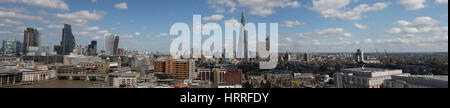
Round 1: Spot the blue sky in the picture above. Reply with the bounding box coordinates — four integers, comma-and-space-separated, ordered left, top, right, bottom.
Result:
0, 0, 448, 53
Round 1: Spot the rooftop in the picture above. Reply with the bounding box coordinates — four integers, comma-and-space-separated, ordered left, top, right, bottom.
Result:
342, 68, 403, 77
408, 75, 448, 82
343, 68, 400, 73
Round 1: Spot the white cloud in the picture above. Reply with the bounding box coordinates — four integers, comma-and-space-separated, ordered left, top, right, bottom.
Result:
97, 30, 109, 34
281, 20, 306, 28
436, 0, 448, 4
380, 16, 448, 51
208, 0, 237, 13
74, 31, 89, 36
0, 0, 69, 11
354, 23, 369, 30
87, 26, 100, 31
312, 0, 390, 20
284, 37, 293, 42
399, 0, 427, 10
45, 24, 63, 29
114, 2, 128, 10
312, 40, 321, 45
363, 38, 373, 44
203, 14, 225, 22
0, 30, 21, 36
290, 28, 352, 38
224, 17, 239, 24
134, 32, 141, 36
0, 6, 28, 13
1, 19, 22, 25
208, 0, 300, 17
388, 17, 440, 34
55, 10, 106, 26
387, 28, 403, 34
237, 0, 300, 17
0, 10, 48, 23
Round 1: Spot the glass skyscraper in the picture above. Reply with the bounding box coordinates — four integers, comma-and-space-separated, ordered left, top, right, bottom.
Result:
113, 36, 120, 56
2, 40, 17, 56
61, 24, 76, 55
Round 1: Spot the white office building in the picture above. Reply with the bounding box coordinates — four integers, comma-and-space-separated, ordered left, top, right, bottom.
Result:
383, 74, 448, 88
334, 68, 405, 88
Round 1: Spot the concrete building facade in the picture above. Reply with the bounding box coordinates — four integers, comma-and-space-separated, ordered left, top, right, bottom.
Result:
334, 68, 404, 88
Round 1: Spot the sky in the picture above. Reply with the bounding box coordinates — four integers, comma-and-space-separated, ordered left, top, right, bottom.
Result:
0, 0, 448, 53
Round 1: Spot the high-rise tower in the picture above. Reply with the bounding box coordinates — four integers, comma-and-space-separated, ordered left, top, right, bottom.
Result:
61, 24, 76, 55
23, 28, 40, 55
87, 40, 98, 56
238, 11, 249, 62
113, 36, 120, 56
104, 35, 119, 56
356, 49, 365, 63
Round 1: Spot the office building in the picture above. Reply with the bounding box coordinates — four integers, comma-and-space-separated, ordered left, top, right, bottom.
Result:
23, 28, 40, 55
213, 68, 226, 84
0, 70, 22, 86
334, 68, 405, 88
73, 44, 85, 55
20, 69, 56, 83
154, 59, 195, 80
54, 45, 63, 55
26, 46, 49, 56
113, 36, 120, 56
104, 35, 119, 56
61, 24, 76, 55
2, 40, 17, 56
356, 49, 364, 63
87, 40, 98, 56
198, 68, 229, 84
384, 74, 448, 88
108, 72, 137, 88
225, 68, 243, 85
198, 68, 212, 81
15, 41, 23, 56
304, 53, 313, 62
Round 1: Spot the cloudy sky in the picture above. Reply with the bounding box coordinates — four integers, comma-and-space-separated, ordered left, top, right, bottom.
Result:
0, 0, 448, 53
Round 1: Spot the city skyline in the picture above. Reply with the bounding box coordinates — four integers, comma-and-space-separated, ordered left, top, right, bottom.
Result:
0, 0, 448, 53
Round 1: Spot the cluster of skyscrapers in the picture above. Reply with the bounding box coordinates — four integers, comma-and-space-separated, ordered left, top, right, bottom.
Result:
104, 35, 120, 56
1, 24, 108, 57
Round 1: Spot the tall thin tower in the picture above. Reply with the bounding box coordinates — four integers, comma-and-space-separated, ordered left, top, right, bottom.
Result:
238, 11, 248, 62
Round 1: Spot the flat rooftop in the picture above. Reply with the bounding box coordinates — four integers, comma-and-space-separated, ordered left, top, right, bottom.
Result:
342, 68, 403, 77
409, 75, 448, 82
343, 68, 400, 73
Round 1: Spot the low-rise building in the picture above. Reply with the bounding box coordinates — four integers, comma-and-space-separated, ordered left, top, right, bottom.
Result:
108, 72, 137, 88
334, 68, 405, 88
225, 68, 243, 85
383, 74, 448, 88
19, 69, 56, 83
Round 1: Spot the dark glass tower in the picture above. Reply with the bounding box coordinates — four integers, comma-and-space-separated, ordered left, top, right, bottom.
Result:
88, 40, 98, 56
113, 36, 120, 56
23, 28, 40, 55
61, 24, 76, 55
